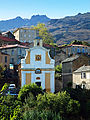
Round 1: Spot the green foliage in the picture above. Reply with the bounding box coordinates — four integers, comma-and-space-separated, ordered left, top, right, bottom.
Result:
10, 105, 22, 120
0, 64, 5, 79
23, 109, 62, 120
18, 83, 43, 102
55, 73, 61, 78
55, 63, 62, 73
1, 83, 9, 92
67, 82, 72, 88
31, 23, 54, 44
37, 91, 80, 118
23, 92, 36, 109
0, 95, 22, 120
67, 99, 80, 116
61, 44, 68, 47
64, 88, 90, 119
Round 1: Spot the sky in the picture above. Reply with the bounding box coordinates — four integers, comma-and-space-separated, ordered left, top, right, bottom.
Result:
0, 0, 90, 20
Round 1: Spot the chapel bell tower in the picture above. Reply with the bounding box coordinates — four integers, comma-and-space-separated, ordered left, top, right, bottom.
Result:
34, 36, 42, 47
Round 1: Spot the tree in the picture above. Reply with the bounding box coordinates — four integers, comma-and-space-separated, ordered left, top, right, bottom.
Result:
37, 91, 80, 118
31, 23, 54, 44
0, 95, 22, 120
18, 83, 43, 102
55, 63, 62, 73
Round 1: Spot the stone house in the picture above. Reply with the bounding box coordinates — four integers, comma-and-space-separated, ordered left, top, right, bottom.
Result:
59, 44, 90, 56
13, 28, 37, 43
0, 44, 29, 65
62, 54, 90, 88
55, 50, 68, 66
73, 65, 90, 89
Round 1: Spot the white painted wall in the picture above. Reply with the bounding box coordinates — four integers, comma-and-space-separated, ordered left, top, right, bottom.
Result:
21, 46, 55, 92
21, 46, 55, 69
21, 70, 55, 92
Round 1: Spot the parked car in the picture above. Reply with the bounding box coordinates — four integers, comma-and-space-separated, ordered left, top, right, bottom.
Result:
8, 84, 16, 89
6, 90, 18, 95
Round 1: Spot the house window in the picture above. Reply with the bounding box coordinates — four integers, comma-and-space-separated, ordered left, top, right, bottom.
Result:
36, 77, 40, 80
82, 84, 86, 89
77, 48, 80, 53
72, 47, 75, 53
81, 72, 86, 79
20, 34, 22, 37
24, 34, 26, 37
21, 29, 23, 32
82, 48, 85, 53
5, 56, 7, 63
35, 55, 41, 61
5, 50, 7, 54
24, 30, 26, 32
29, 35, 31, 37
35, 68, 41, 74
11, 58, 14, 63
76, 85, 80, 89
11, 50, 14, 55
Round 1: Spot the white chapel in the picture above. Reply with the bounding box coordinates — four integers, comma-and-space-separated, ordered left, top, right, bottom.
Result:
20, 36, 55, 93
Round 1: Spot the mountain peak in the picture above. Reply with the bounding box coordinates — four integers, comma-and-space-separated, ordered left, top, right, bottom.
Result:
0, 15, 50, 31
31, 15, 50, 20
15, 16, 22, 20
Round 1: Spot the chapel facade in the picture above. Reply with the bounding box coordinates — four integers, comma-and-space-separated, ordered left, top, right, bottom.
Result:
20, 36, 55, 93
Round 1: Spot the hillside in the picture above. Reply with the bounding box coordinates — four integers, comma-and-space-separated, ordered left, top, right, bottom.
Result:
0, 15, 50, 31
47, 12, 90, 45
0, 13, 90, 45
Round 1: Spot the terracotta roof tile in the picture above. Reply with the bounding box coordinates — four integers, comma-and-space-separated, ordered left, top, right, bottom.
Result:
0, 35, 19, 42
0, 44, 29, 49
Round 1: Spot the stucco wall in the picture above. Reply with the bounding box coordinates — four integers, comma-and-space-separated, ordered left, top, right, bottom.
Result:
21, 46, 55, 93
73, 72, 90, 89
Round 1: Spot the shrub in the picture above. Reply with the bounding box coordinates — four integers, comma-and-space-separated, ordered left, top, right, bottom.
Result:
37, 91, 80, 118
18, 83, 43, 102
23, 110, 62, 120
0, 95, 22, 120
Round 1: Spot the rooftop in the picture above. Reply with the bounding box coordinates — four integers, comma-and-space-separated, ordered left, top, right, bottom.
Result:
74, 65, 90, 73
58, 44, 90, 48
13, 27, 35, 33
2, 31, 11, 34
0, 35, 19, 42
62, 55, 79, 63
0, 44, 29, 49
68, 44, 89, 47
0, 52, 10, 56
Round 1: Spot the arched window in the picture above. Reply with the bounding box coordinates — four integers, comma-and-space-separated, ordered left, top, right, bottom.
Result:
35, 68, 41, 74
82, 48, 85, 53
81, 81, 86, 89
37, 40, 40, 46
11, 49, 14, 55
77, 48, 80, 53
